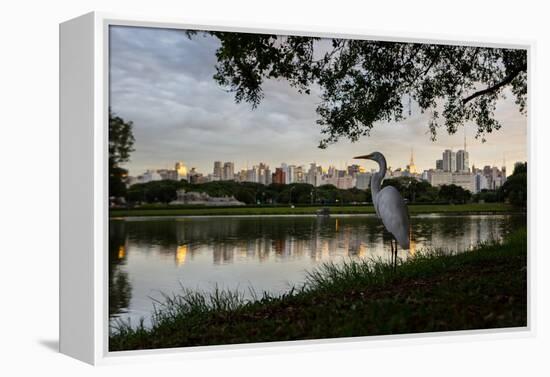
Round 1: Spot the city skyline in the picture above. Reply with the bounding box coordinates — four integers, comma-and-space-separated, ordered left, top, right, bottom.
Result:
128, 149, 518, 181
110, 26, 527, 179
129, 145, 513, 194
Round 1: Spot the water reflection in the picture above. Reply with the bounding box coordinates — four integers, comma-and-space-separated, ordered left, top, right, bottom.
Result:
109, 221, 131, 318
109, 214, 525, 327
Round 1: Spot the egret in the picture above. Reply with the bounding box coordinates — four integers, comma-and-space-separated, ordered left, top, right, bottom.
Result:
354, 152, 410, 267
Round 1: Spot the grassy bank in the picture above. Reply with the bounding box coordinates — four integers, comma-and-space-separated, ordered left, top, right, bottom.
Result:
109, 228, 527, 351
110, 203, 518, 218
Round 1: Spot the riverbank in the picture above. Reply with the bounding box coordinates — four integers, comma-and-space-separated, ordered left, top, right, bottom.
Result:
109, 228, 527, 351
110, 203, 519, 218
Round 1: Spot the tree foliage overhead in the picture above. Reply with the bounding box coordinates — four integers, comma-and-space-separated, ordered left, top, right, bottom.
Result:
207, 32, 527, 147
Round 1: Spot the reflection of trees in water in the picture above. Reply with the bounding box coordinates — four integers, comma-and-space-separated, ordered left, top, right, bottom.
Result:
109, 221, 132, 319
412, 214, 525, 252
110, 215, 525, 267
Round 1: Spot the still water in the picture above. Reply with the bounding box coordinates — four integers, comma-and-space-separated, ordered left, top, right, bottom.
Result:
109, 214, 525, 327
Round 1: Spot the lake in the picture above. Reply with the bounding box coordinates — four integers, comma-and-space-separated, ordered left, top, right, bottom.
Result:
109, 213, 525, 328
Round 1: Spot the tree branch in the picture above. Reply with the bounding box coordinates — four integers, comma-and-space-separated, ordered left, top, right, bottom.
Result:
462, 64, 527, 104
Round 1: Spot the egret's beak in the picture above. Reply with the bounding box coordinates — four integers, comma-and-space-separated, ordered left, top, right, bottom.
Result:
354, 154, 373, 160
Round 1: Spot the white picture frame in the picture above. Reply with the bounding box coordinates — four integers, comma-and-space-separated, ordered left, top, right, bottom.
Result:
59, 11, 534, 365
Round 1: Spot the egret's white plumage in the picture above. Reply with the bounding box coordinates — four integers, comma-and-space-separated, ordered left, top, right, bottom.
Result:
355, 152, 410, 250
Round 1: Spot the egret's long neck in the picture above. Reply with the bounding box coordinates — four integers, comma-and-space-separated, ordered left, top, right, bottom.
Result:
370, 157, 386, 200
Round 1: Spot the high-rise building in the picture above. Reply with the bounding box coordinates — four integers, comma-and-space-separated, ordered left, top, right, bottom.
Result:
327, 165, 336, 178
188, 167, 204, 184
213, 161, 222, 179
442, 149, 456, 172
456, 150, 469, 172
141, 170, 162, 183
264, 168, 272, 185
422, 170, 432, 181
456, 128, 470, 172
430, 170, 474, 192
246, 168, 256, 183
407, 149, 417, 174
430, 171, 453, 187
452, 172, 475, 192
474, 173, 489, 193
295, 166, 305, 183
222, 162, 235, 181
355, 172, 371, 190
306, 163, 318, 186
237, 169, 247, 182
175, 161, 188, 180
436, 159, 443, 170
336, 175, 354, 189
272, 168, 286, 185
158, 169, 178, 181
347, 164, 361, 177
256, 162, 270, 185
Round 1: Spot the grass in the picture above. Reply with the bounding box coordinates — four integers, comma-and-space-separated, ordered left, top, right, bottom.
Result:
109, 228, 527, 351
109, 203, 518, 218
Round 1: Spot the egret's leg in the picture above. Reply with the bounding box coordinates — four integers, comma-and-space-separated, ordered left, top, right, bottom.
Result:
393, 241, 397, 272
395, 240, 398, 271
389, 238, 393, 264
390, 239, 396, 271
394, 240, 398, 270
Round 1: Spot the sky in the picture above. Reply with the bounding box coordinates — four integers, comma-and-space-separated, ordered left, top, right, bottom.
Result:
109, 26, 527, 177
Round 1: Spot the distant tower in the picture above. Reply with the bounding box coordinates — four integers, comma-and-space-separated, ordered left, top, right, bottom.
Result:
456, 127, 470, 172
175, 161, 188, 180
443, 149, 456, 172
213, 161, 222, 179
407, 148, 417, 174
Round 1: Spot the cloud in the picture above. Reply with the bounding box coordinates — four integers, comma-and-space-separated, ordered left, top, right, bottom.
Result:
109, 26, 527, 176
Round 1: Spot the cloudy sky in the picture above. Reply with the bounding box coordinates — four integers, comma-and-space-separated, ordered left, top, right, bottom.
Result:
109, 26, 527, 177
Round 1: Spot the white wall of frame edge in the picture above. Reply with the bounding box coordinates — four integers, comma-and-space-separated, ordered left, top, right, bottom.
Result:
59, 11, 536, 366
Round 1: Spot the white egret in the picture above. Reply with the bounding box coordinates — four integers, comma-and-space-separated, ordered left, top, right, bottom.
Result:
355, 152, 410, 265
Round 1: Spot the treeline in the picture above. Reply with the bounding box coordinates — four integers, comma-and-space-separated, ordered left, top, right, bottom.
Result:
126, 180, 371, 205
382, 162, 527, 207
120, 162, 527, 207
472, 162, 527, 207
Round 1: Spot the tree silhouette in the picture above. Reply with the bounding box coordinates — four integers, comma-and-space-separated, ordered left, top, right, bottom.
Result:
201, 32, 527, 147
109, 110, 135, 198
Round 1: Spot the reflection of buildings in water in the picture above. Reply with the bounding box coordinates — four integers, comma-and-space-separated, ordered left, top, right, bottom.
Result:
117, 245, 126, 260
408, 237, 416, 257
357, 242, 368, 258
133, 217, 379, 264
347, 238, 363, 257
410, 215, 508, 255
175, 244, 188, 266
213, 243, 236, 264
241, 239, 256, 259
258, 238, 271, 262
286, 238, 293, 258
119, 215, 518, 269
272, 239, 285, 256
321, 240, 330, 261
308, 220, 369, 261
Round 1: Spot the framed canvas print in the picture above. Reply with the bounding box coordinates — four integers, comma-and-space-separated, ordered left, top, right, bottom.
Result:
60, 12, 532, 365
